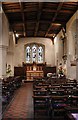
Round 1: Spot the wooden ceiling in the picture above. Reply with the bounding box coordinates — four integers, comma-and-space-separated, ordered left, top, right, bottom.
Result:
2, 2, 78, 40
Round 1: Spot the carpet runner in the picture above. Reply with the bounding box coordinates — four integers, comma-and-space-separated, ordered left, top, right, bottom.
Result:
2, 83, 33, 119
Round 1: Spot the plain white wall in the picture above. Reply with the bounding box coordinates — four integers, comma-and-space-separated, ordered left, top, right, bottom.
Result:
14, 37, 55, 67
54, 30, 63, 66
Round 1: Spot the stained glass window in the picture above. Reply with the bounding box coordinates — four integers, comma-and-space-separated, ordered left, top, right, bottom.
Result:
38, 46, 43, 63
32, 45, 37, 62
25, 43, 44, 63
26, 46, 31, 63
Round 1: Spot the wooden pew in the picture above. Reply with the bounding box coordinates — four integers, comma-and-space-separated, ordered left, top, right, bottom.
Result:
33, 95, 50, 118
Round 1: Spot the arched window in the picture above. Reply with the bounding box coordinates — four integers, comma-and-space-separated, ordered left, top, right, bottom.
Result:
38, 46, 43, 63
25, 43, 45, 63
26, 46, 31, 63
32, 45, 37, 62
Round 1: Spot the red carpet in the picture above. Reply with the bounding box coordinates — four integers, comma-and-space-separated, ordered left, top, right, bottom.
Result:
2, 83, 33, 119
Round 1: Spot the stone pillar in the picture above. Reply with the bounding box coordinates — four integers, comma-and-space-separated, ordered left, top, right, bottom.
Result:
76, 60, 78, 81
0, 4, 9, 78
66, 54, 71, 79
0, 2, 2, 120
0, 45, 7, 78
76, 11, 78, 81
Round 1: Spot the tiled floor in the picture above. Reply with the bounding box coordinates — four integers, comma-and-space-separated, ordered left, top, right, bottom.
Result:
2, 82, 34, 119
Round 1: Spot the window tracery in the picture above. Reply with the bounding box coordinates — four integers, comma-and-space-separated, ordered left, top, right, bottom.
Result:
25, 43, 44, 63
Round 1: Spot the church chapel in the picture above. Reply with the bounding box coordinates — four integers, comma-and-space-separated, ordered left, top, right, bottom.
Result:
0, 1, 78, 120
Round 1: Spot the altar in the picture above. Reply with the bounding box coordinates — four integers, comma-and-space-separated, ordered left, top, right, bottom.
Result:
23, 62, 45, 81
14, 62, 56, 80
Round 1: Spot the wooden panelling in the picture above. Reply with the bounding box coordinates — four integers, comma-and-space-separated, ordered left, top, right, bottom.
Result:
14, 67, 25, 76
14, 65, 56, 78
44, 66, 56, 77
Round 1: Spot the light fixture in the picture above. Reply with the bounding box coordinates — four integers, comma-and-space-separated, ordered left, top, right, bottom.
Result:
53, 35, 55, 38
54, 23, 61, 26
15, 33, 19, 38
53, 34, 56, 38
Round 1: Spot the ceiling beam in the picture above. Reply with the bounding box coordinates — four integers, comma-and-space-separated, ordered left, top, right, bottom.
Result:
43, 9, 74, 14
4, 8, 37, 13
11, 20, 65, 26
45, 2, 64, 37
19, 2, 26, 37
34, 3, 43, 37
4, 6, 77, 13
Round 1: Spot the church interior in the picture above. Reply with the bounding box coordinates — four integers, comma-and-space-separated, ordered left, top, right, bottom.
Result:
0, 1, 78, 120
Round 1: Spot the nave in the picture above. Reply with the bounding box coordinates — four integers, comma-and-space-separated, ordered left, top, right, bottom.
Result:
2, 76, 78, 120
1, 2, 78, 120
